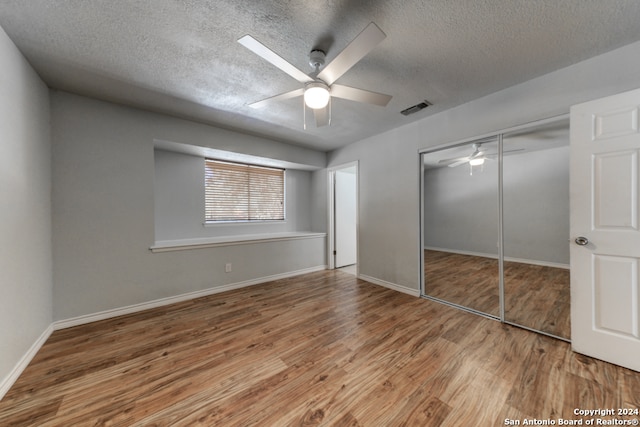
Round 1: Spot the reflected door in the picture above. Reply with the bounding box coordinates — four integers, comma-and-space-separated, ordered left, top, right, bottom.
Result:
423, 138, 500, 317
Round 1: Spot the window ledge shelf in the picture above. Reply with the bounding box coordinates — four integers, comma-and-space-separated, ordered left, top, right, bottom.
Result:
150, 232, 326, 253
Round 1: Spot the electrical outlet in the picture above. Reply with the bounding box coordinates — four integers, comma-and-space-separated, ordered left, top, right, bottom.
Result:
225, 263, 232, 273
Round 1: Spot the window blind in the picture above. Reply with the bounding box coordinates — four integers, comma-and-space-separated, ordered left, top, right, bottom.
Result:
205, 159, 285, 222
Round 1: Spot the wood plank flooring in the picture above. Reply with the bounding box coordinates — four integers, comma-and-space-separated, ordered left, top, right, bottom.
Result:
424, 250, 571, 339
1, 270, 637, 426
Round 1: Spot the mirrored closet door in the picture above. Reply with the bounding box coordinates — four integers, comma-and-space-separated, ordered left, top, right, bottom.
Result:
502, 120, 570, 339
421, 117, 571, 340
422, 137, 500, 317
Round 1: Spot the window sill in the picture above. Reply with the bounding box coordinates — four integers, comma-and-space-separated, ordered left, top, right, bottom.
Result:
203, 220, 287, 227
150, 232, 326, 253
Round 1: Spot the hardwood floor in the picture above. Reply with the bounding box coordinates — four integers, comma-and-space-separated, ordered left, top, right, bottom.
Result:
1, 270, 637, 426
424, 250, 571, 339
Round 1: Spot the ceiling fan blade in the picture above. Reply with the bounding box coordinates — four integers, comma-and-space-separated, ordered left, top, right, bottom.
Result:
469, 150, 484, 160
317, 22, 386, 86
438, 155, 467, 165
331, 84, 392, 106
248, 88, 304, 108
238, 35, 314, 84
448, 158, 470, 168
313, 106, 330, 127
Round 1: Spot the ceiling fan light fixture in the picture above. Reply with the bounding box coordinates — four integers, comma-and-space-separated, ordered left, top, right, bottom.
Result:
469, 157, 485, 166
304, 82, 330, 109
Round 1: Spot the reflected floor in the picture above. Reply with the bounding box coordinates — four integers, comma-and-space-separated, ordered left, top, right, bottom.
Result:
424, 250, 500, 317
424, 250, 570, 339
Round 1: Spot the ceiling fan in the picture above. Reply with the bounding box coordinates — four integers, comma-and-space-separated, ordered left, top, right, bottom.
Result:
238, 22, 392, 127
439, 143, 489, 168
438, 143, 525, 168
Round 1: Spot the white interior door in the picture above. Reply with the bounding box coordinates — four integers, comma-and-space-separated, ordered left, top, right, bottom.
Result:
335, 168, 357, 268
570, 87, 640, 372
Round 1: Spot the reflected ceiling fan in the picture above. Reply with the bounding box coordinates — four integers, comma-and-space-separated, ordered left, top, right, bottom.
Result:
440, 143, 487, 168
238, 22, 392, 128
438, 143, 525, 168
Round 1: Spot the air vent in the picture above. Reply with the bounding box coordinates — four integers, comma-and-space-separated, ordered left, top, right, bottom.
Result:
400, 100, 432, 116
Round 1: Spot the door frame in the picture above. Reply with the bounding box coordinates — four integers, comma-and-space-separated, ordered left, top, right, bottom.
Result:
327, 161, 359, 271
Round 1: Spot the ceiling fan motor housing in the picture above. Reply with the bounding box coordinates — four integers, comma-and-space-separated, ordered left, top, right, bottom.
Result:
309, 49, 326, 70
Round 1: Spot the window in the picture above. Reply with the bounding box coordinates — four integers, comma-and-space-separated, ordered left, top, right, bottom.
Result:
205, 159, 285, 222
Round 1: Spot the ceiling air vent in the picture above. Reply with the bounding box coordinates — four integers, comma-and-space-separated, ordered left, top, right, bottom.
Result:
400, 100, 431, 116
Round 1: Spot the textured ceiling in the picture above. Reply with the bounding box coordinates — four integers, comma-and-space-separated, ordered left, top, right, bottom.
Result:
2, 1, 640, 151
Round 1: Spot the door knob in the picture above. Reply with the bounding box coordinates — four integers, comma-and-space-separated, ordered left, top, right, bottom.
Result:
575, 236, 589, 246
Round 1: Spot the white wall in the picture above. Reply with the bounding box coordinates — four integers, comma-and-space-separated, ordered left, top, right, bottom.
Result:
153, 149, 312, 241
0, 27, 52, 394
51, 92, 326, 321
310, 169, 328, 233
328, 40, 640, 293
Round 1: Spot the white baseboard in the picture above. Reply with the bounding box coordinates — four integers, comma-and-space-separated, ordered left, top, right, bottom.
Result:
503, 256, 569, 270
424, 246, 499, 260
0, 324, 53, 401
423, 246, 570, 269
53, 265, 327, 330
359, 274, 421, 297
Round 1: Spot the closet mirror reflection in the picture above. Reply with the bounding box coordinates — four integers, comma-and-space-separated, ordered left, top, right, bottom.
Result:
421, 117, 570, 340
502, 120, 570, 339
423, 137, 500, 317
